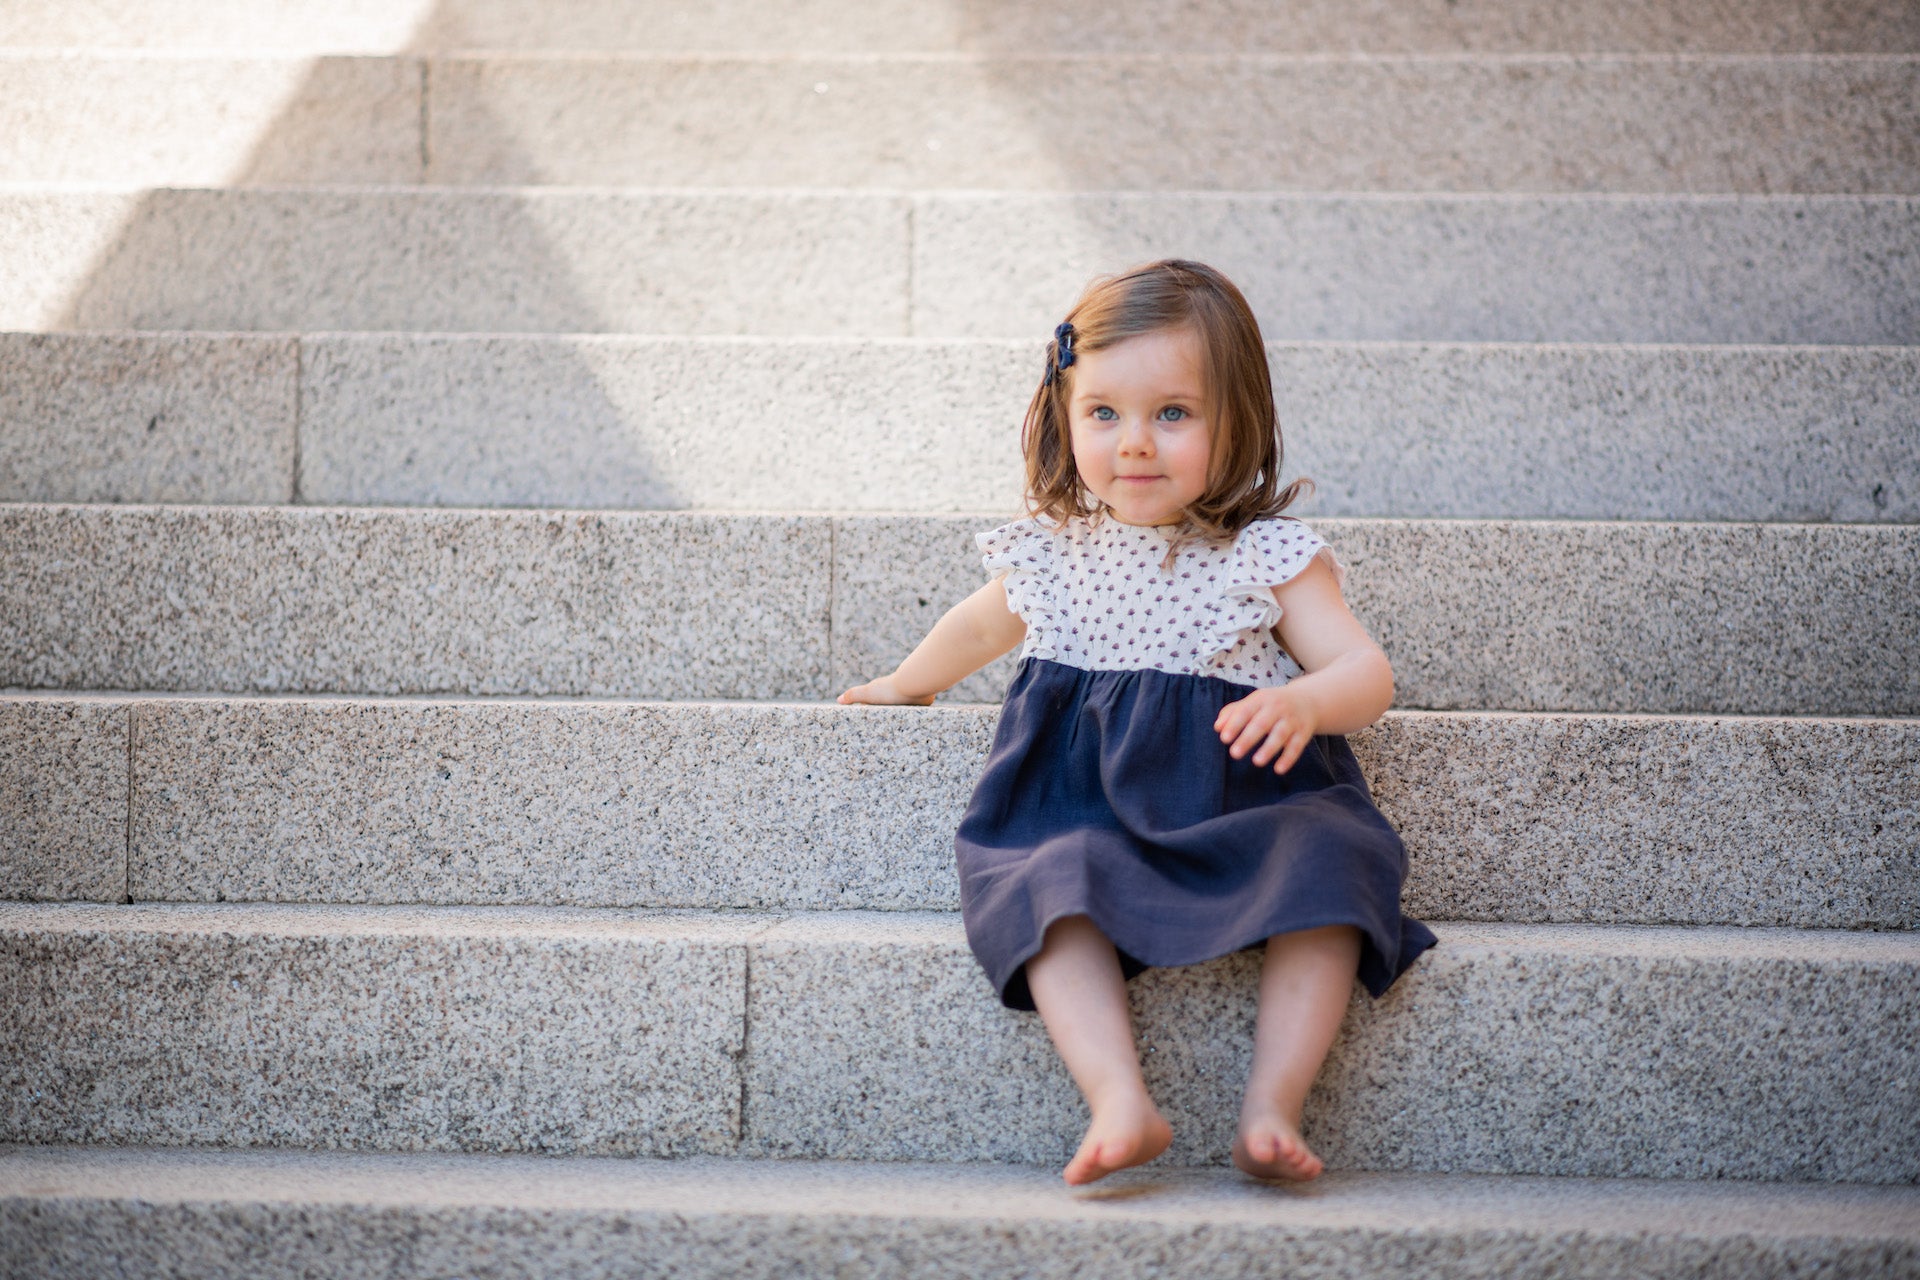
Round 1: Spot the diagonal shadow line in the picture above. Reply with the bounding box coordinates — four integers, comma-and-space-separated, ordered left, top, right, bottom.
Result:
8, 4, 717, 512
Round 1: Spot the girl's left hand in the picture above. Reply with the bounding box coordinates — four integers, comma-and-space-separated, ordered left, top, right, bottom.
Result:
1215, 684, 1320, 774
837, 674, 935, 706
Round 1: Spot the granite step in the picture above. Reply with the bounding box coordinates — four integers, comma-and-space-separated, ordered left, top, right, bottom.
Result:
6, 693, 1916, 930
4, 1146, 1918, 1280
4, 189, 1914, 343
6, 504, 1913, 715
425, 54, 1920, 194
745, 914, 1920, 1181
5, 0, 1917, 55
0, 53, 424, 187
0, 188, 906, 338
7, 333, 1917, 522
840, 514, 1920, 715
7, 52, 1915, 192
2, 903, 1914, 1180
0, 903, 751, 1158
911, 192, 1920, 342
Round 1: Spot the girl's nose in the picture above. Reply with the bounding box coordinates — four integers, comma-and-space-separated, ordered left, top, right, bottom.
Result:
1118, 418, 1155, 454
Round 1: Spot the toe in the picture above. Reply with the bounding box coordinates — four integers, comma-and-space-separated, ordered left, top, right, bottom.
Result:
1063, 1140, 1112, 1186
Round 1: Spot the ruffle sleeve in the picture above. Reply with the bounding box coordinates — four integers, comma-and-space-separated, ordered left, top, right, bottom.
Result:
977, 517, 1061, 662
1203, 518, 1343, 669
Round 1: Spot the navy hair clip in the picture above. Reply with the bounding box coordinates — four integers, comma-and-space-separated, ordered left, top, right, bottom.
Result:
1044, 321, 1076, 386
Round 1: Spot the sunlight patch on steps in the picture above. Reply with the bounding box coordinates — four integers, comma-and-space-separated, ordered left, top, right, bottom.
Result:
0, 0, 439, 54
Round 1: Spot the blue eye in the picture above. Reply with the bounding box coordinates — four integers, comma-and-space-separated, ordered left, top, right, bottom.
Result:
1160, 406, 1188, 422
1092, 406, 1117, 421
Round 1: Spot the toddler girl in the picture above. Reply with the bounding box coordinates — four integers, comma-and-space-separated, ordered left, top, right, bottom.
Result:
840, 259, 1434, 1186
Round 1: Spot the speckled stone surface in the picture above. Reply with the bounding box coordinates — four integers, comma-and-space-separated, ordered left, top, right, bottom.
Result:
111, 692, 1920, 929
742, 915, 1920, 1181
294, 336, 1920, 521
1272, 343, 1920, 523
1361, 711, 1920, 929
832, 515, 1025, 705
0, 192, 150, 332
299, 335, 1029, 512
0, 903, 757, 1155
1298, 924, 1920, 1183
0, 189, 907, 335
7, 0, 1917, 53
0, 505, 829, 698
912, 194, 1920, 343
836, 515, 1920, 715
0, 1, 434, 51
0, 333, 295, 504
427, 55, 1920, 193
13, 335, 1912, 521
1328, 519, 1920, 715
0, 54, 422, 184
0, 699, 126, 902
3, 1148, 1917, 1280
127, 698, 994, 909
6, 192, 1913, 343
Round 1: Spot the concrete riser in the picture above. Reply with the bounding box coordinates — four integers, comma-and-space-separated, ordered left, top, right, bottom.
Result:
2, 905, 1915, 1181
747, 916, 1920, 1181
5, 695, 1915, 930
6, 334, 1916, 522
0, 505, 831, 701
6, 53, 1916, 192
0, 190, 908, 337
0, 906, 751, 1157
5, 1150, 1918, 1280
912, 194, 1920, 342
0, 54, 423, 186
4, 0, 1918, 54
3, 506, 1914, 715
4, 191, 1914, 342
843, 514, 1920, 715
10, 1205, 1914, 1280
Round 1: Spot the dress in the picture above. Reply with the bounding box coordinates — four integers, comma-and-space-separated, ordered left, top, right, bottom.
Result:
954, 512, 1437, 1011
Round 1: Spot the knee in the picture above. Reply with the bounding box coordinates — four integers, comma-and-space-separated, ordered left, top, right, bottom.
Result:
1267, 924, 1362, 963
1041, 914, 1107, 950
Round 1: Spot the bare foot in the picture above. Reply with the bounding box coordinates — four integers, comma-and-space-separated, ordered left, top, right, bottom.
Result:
1062, 1095, 1172, 1186
1232, 1108, 1324, 1182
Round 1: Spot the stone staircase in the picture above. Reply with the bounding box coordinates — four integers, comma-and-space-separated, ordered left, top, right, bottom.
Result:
3, 1, 1917, 1274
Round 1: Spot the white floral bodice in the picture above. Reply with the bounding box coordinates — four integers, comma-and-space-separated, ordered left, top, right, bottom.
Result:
979, 514, 1340, 687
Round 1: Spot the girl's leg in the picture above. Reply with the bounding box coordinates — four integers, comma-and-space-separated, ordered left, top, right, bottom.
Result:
1024, 914, 1172, 1185
1233, 924, 1362, 1181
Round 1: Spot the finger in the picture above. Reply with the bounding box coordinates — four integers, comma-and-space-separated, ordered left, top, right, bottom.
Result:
1226, 714, 1266, 756
1250, 720, 1294, 767
1216, 691, 1266, 734
1272, 729, 1311, 775
1230, 714, 1281, 759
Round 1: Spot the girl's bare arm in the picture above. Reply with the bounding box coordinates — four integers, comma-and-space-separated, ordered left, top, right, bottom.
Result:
839, 578, 1028, 705
1214, 554, 1394, 773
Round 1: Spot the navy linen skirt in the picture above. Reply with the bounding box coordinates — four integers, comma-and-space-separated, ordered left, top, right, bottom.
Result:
956, 657, 1437, 1011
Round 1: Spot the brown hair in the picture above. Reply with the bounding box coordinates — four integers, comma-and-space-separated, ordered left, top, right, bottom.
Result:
1021, 259, 1309, 540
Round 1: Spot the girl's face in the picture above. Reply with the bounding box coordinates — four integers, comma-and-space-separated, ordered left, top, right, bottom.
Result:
1066, 325, 1213, 527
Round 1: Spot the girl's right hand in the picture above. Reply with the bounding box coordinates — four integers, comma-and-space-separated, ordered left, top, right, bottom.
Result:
838, 675, 935, 706
1215, 683, 1321, 774
838, 580, 1024, 708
